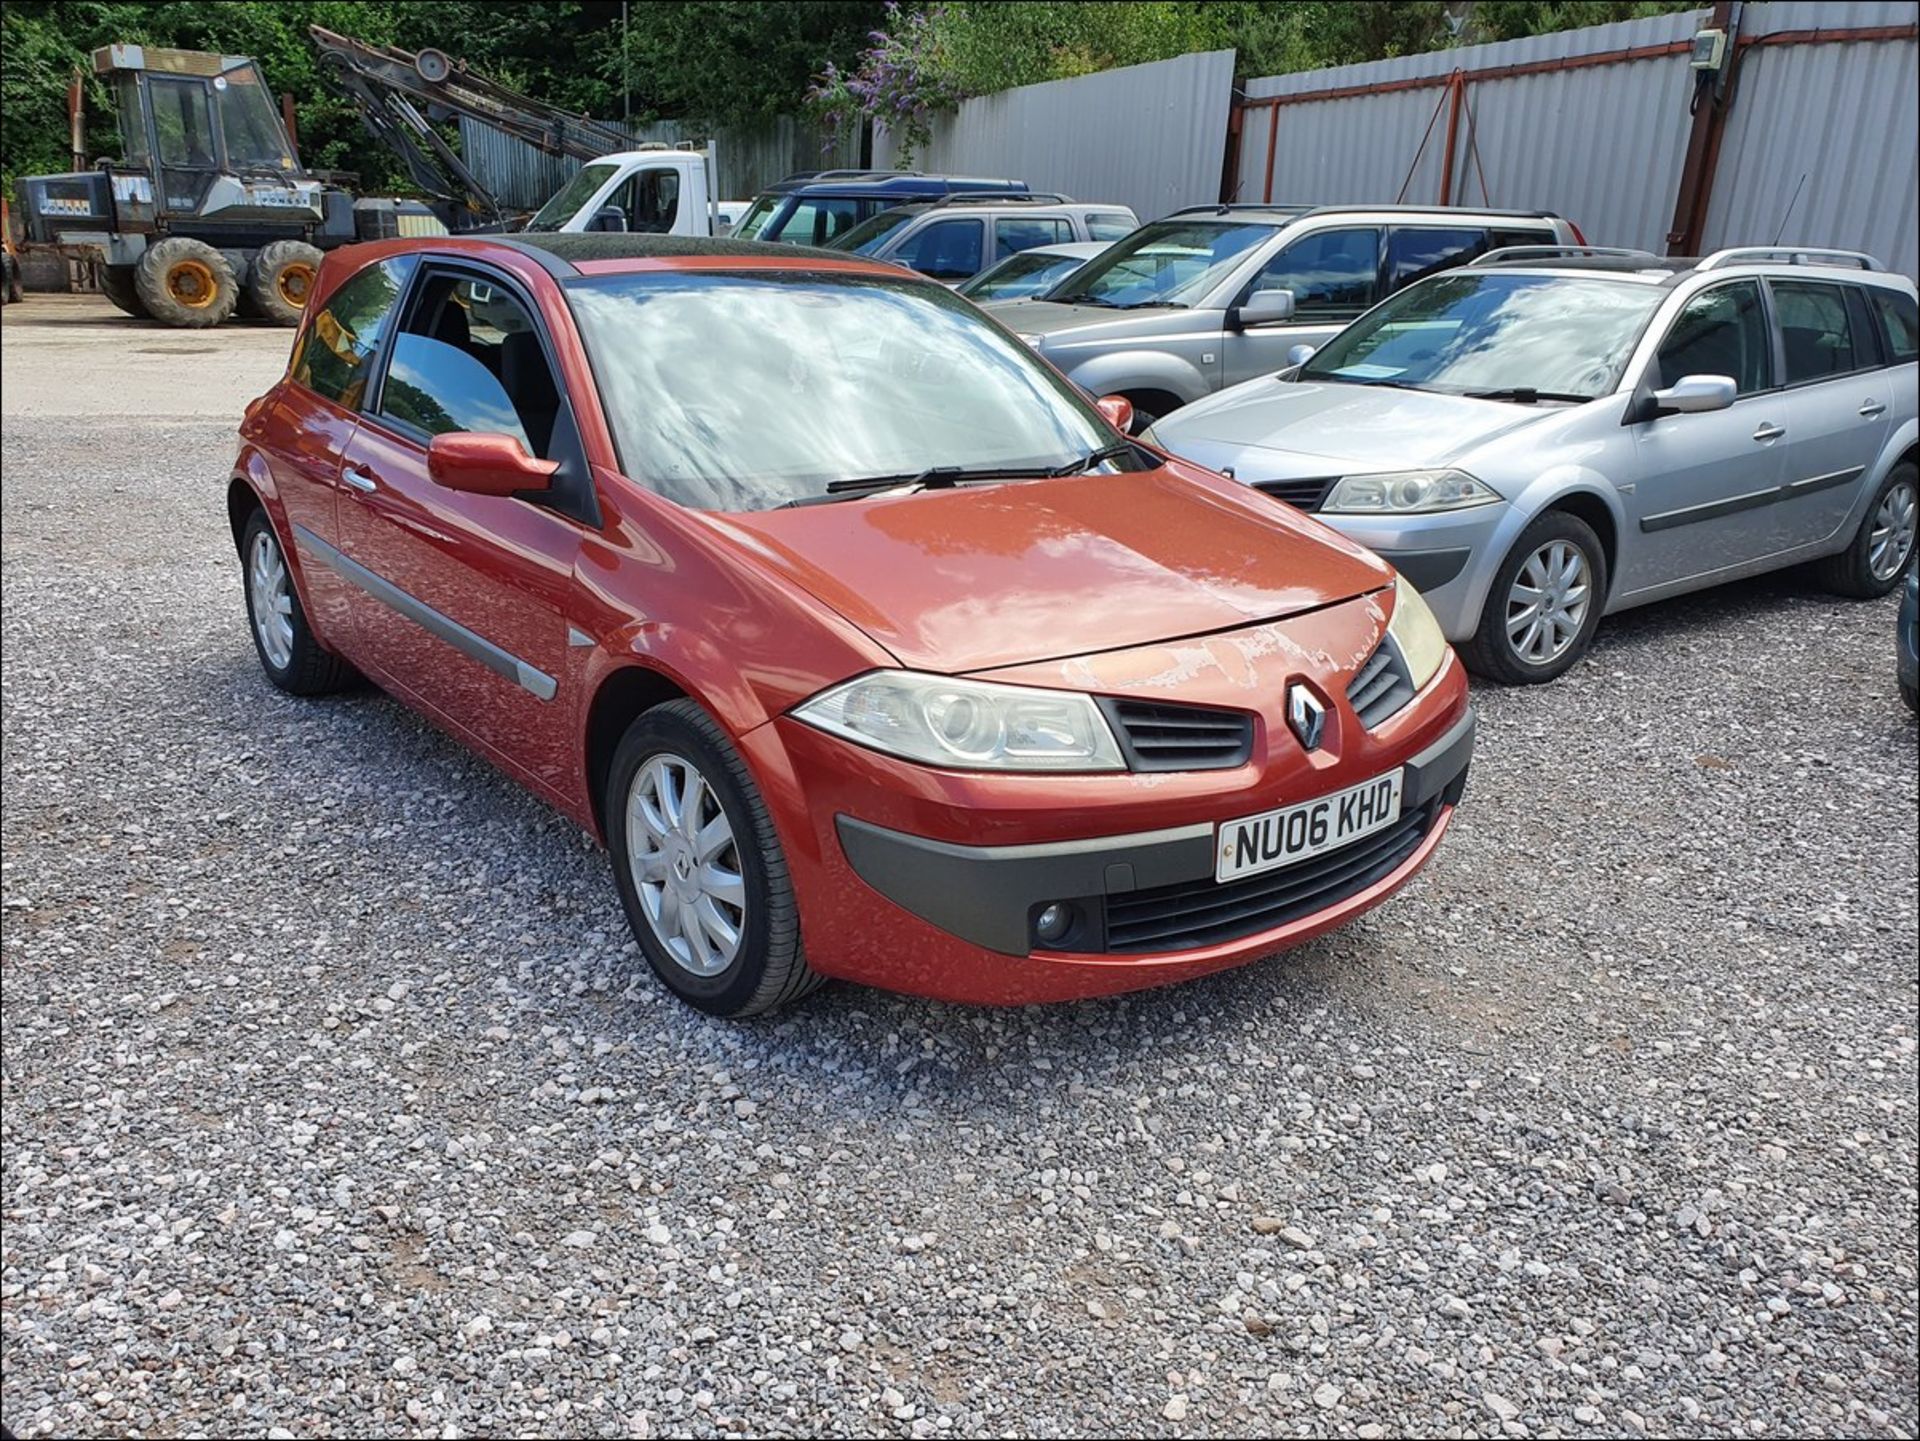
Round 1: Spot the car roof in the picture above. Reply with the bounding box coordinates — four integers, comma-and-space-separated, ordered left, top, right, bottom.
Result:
1470, 247, 1913, 290
783, 175, 1029, 200
476, 233, 907, 280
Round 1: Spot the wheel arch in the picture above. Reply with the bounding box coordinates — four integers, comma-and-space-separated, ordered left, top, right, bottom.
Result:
1544, 489, 1619, 597
583, 663, 692, 842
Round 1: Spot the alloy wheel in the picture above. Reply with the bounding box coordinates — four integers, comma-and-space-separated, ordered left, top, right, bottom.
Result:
625, 753, 747, 977
248, 528, 295, 670
1505, 539, 1592, 667
1868, 478, 1917, 581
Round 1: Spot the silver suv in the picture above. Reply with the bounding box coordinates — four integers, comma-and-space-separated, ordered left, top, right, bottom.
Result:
1144, 246, 1920, 684
832, 195, 1139, 284
987, 204, 1582, 424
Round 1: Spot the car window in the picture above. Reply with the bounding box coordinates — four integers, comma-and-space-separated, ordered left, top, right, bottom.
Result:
729, 192, 781, 240
893, 218, 986, 280
291, 255, 418, 410
379, 274, 563, 458
525, 162, 616, 232
1086, 212, 1136, 242
1657, 281, 1771, 394
1384, 227, 1487, 290
150, 76, 217, 168
994, 216, 1071, 260
1871, 287, 1919, 363
1489, 227, 1558, 252
1772, 280, 1862, 382
957, 251, 1085, 301
836, 208, 921, 255
1248, 227, 1380, 321
621, 168, 680, 234
769, 197, 864, 246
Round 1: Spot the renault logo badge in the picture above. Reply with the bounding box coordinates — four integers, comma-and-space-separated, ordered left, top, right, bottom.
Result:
1287, 684, 1327, 751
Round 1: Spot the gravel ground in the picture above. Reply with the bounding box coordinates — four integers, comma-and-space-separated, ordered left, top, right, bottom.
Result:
3, 296, 1917, 1439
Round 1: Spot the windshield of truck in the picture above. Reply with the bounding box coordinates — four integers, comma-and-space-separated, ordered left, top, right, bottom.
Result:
216, 64, 295, 169
569, 270, 1132, 510
1298, 272, 1663, 399
1044, 219, 1279, 309
525, 163, 617, 232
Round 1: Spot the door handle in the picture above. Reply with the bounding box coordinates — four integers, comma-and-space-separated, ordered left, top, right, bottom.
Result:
1859, 400, 1887, 418
342, 464, 380, 493
1751, 423, 1786, 442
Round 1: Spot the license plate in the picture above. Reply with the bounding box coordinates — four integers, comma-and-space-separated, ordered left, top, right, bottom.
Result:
1215, 772, 1404, 883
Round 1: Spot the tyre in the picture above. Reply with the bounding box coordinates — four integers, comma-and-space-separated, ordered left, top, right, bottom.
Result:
222, 250, 260, 318
1816, 461, 1917, 600
134, 236, 237, 328
1462, 509, 1609, 685
99, 264, 148, 318
1903, 675, 1918, 714
247, 240, 324, 326
240, 508, 355, 695
606, 699, 822, 1018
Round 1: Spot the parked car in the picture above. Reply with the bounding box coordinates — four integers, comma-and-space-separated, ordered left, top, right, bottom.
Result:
730, 171, 1030, 248
1900, 560, 1918, 712
833, 197, 1137, 284
1143, 246, 1920, 683
988, 204, 1584, 426
230, 232, 1474, 1016
959, 241, 1113, 303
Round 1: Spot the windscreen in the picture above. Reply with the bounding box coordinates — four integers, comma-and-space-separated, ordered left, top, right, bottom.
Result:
1044, 219, 1278, 309
729, 193, 782, 240
525, 163, 617, 232
833, 208, 920, 255
959, 251, 1084, 301
215, 64, 295, 169
1299, 272, 1664, 399
568, 270, 1119, 510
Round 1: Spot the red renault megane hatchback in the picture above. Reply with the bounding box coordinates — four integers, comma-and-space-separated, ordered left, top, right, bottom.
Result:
230, 233, 1474, 1016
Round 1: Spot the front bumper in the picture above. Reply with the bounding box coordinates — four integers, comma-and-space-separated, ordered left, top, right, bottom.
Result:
1310, 503, 1511, 643
837, 708, 1473, 956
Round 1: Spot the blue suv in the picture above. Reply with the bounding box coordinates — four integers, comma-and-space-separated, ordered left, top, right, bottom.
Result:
731, 171, 1029, 248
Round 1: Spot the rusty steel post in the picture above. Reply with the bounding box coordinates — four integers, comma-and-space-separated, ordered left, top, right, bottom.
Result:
1438, 71, 1465, 206
1665, 1, 1740, 254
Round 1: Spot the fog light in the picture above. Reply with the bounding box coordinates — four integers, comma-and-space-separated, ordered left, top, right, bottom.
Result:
1035, 903, 1074, 944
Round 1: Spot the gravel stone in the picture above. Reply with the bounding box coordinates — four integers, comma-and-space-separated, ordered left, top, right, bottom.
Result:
2, 296, 1915, 1439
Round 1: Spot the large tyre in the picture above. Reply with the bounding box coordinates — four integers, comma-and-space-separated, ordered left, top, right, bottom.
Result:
221, 250, 261, 318
606, 699, 823, 1018
100, 264, 148, 318
1462, 509, 1609, 686
240, 508, 355, 696
248, 240, 324, 326
134, 236, 237, 328
1816, 461, 1917, 600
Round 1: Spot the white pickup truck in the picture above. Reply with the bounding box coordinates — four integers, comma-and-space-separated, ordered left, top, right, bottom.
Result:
520, 146, 738, 237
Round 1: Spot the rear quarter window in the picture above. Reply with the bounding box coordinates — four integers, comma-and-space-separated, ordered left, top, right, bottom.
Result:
1871, 287, 1919, 363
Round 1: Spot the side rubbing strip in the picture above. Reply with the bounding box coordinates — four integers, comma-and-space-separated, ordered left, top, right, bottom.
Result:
292, 524, 558, 701
1640, 466, 1865, 534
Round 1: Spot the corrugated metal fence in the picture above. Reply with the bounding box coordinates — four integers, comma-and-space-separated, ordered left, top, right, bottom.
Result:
457, 113, 860, 212
1233, 0, 1918, 279
872, 50, 1237, 226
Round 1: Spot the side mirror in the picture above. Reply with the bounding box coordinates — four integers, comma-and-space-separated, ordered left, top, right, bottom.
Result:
428, 432, 559, 497
1095, 394, 1135, 433
1650, 373, 1736, 416
1234, 288, 1296, 328
587, 205, 628, 233
1286, 342, 1317, 367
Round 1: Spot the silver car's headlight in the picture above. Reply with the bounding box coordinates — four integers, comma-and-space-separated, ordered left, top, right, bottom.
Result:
1386, 576, 1451, 689
795, 671, 1125, 772
1323, 469, 1498, 514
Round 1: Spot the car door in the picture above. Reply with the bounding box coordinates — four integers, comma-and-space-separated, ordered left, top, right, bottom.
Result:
1759, 279, 1895, 550
1219, 225, 1380, 386
329, 263, 595, 798
268, 254, 419, 644
1620, 279, 1785, 589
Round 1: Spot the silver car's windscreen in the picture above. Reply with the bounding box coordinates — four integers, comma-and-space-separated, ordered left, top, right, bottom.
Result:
835, 208, 919, 255
1300, 273, 1665, 399
960, 252, 1085, 301
567, 270, 1121, 510
1042, 219, 1278, 309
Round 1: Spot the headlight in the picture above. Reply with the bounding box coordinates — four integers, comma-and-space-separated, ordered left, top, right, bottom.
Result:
795, 671, 1125, 772
1323, 469, 1498, 514
1386, 575, 1451, 689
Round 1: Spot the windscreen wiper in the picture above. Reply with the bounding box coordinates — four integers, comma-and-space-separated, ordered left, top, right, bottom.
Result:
1462, 386, 1591, 404
782, 463, 1054, 508
1049, 442, 1135, 476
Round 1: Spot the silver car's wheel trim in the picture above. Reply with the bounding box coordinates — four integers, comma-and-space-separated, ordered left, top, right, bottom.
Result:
1867, 479, 1916, 581
248, 529, 295, 671
1505, 539, 1591, 666
626, 753, 746, 978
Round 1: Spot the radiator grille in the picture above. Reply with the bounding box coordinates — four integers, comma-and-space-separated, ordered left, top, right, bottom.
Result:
1101, 698, 1254, 772
1346, 640, 1417, 729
